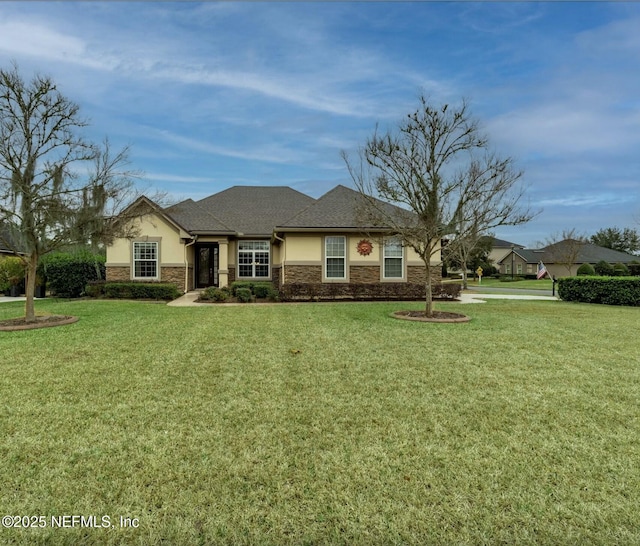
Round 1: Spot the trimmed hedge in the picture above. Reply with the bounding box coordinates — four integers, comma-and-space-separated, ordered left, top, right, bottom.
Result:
594, 260, 615, 276
41, 251, 105, 298
235, 287, 252, 303
279, 282, 461, 302
576, 263, 595, 276
230, 281, 277, 299
558, 276, 640, 306
231, 281, 277, 298
629, 263, 640, 277
86, 281, 181, 301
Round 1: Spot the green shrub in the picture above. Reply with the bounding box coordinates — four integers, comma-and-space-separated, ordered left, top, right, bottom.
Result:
628, 263, 640, 277
84, 280, 106, 298
576, 263, 595, 276
201, 286, 230, 302
41, 251, 105, 297
0, 256, 25, 291
235, 287, 252, 303
558, 276, 640, 306
230, 281, 254, 296
252, 282, 276, 299
96, 282, 180, 301
594, 260, 614, 276
613, 262, 630, 276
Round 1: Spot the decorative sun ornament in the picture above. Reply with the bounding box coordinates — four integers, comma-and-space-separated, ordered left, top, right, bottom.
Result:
356, 239, 373, 256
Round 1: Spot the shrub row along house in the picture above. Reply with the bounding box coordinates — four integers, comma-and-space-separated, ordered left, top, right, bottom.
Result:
106, 185, 441, 297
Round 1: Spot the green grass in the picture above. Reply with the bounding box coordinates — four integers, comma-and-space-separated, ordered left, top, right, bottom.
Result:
466, 277, 554, 290
1, 299, 639, 544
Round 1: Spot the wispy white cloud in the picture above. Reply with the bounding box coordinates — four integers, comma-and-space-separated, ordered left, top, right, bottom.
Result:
538, 194, 628, 208
155, 130, 309, 166
145, 173, 214, 185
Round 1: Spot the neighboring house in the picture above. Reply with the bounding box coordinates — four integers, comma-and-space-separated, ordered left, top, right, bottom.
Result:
0, 224, 22, 257
497, 239, 639, 278
105, 185, 442, 294
484, 237, 525, 266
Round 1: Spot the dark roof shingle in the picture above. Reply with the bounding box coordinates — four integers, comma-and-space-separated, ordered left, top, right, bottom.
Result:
196, 186, 316, 235
164, 199, 233, 233
278, 185, 412, 230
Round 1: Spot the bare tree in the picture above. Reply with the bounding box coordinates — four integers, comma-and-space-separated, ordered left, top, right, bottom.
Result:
444, 226, 494, 289
343, 96, 536, 316
543, 229, 588, 275
0, 65, 142, 322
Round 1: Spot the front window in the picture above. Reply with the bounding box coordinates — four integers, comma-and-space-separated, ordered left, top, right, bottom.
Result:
383, 238, 404, 278
325, 236, 346, 279
133, 241, 158, 279
238, 240, 270, 278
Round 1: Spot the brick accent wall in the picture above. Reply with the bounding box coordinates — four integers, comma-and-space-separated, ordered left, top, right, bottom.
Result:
284, 265, 322, 284
349, 265, 380, 283
408, 265, 442, 285
279, 263, 445, 301
106, 266, 130, 282
228, 266, 236, 284
106, 265, 188, 292
272, 266, 282, 290
161, 266, 186, 291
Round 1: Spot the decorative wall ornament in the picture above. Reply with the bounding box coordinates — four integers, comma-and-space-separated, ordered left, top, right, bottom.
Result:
356, 239, 373, 256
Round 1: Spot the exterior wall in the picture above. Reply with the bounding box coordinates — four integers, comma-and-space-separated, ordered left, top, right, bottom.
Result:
284, 265, 322, 284
283, 233, 441, 286
107, 213, 184, 265
162, 266, 187, 289
106, 211, 189, 291
106, 266, 130, 282
408, 265, 442, 285
349, 265, 380, 283
105, 265, 189, 291
500, 253, 529, 277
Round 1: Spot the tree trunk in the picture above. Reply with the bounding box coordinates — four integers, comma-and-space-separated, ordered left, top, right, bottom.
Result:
424, 260, 433, 317
24, 253, 38, 323
461, 267, 468, 290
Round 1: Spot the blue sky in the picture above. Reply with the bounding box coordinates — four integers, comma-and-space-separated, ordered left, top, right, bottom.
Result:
1, 2, 639, 247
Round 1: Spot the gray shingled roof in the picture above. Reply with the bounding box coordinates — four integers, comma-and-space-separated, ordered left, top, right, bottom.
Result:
482, 236, 525, 249
164, 199, 233, 233
196, 186, 316, 236
544, 240, 638, 264
277, 185, 412, 230
0, 224, 22, 254
499, 240, 639, 264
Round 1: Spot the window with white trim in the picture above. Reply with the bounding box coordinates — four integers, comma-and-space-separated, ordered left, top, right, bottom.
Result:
238, 240, 270, 278
133, 241, 158, 279
325, 236, 346, 279
383, 238, 404, 278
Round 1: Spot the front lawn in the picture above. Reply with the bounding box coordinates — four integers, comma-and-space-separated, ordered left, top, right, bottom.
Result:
1, 299, 639, 544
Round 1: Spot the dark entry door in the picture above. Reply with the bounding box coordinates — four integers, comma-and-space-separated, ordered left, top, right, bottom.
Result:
196, 244, 219, 288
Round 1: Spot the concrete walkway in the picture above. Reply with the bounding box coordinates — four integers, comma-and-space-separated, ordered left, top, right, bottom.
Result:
166, 290, 559, 307
457, 292, 558, 304
0, 296, 26, 304
166, 290, 209, 307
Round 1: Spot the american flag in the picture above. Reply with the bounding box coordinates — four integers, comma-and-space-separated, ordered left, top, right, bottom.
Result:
536, 261, 548, 279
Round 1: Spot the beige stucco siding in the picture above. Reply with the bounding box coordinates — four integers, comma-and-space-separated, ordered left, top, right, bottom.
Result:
285, 234, 323, 262
106, 213, 185, 266
283, 233, 441, 267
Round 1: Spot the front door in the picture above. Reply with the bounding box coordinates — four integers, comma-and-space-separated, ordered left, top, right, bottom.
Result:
196, 244, 219, 288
